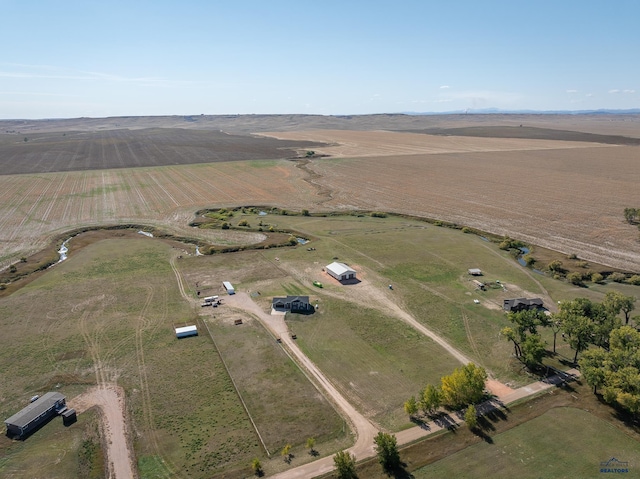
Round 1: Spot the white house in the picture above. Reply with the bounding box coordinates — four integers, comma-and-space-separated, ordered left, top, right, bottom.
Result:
326, 262, 357, 281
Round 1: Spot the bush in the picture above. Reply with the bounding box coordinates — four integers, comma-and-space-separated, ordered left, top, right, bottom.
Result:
567, 272, 585, 286
461, 227, 471, 233
371, 212, 387, 218
608, 272, 627, 283
523, 254, 536, 266
238, 220, 249, 227
547, 260, 566, 274
9, 265, 16, 273
627, 275, 640, 286
590, 272, 604, 283
567, 253, 578, 260
221, 222, 230, 229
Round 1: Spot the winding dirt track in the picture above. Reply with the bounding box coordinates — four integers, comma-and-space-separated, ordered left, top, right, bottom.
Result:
68, 386, 135, 479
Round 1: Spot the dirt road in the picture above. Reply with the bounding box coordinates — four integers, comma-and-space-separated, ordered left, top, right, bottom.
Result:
224, 293, 379, 477
69, 385, 135, 479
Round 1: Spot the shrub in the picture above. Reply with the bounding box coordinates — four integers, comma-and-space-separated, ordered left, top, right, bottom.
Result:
523, 254, 536, 266
434, 220, 443, 226
590, 272, 604, 283
371, 211, 387, 218
461, 227, 471, 233
547, 260, 566, 274
238, 220, 249, 227
567, 253, 578, 260
9, 265, 17, 273
302, 209, 310, 216
221, 222, 230, 230
608, 272, 627, 283
567, 272, 585, 286
627, 275, 640, 286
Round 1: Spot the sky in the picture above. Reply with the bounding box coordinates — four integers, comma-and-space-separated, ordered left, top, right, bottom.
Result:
1, 0, 639, 119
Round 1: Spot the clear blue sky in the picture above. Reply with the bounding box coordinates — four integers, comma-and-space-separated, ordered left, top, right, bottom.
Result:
1, 0, 638, 119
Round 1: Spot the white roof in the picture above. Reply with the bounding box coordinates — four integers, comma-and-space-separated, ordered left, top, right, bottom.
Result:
326, 262, 355, 276
175, 325, 198, 334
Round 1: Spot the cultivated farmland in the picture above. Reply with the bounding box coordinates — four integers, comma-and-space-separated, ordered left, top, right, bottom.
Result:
1, 113, 640, 479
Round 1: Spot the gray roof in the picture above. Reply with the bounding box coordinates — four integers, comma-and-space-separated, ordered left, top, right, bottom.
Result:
272, 295, 310, 305
5, 392, 66, 428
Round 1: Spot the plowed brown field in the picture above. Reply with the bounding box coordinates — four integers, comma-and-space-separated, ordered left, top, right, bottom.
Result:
258, 129, 640, 271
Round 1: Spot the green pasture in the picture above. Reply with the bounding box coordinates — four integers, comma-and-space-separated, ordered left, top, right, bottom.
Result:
413, 407, 640, 479
0, 239, 262, 478
289, 298, 462, 431
0, 408, 103, 479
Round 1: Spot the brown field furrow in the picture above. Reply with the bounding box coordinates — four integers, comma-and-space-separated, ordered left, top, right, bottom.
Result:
258, 129, 615, 158
4, 176, 52, 241
309, 146, 640, 271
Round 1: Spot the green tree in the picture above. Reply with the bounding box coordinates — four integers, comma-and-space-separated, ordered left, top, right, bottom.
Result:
333, 450, 357, 479
501, 326, 521, 357
464, 404, 478, 430
251, 458, 263, 476
579, 348, 608, 394
374, 432, 400, 474
306, 437, 316, 455
302, 209, 310, 216
440, 363, 487, 408
520, 334, 547, 368
603, 291, 636, 324
419, 384, 441, 415
403, 396, 418, 417
560, 311, 594, 363
281, 444, 292, 463
580, 326, 640, 413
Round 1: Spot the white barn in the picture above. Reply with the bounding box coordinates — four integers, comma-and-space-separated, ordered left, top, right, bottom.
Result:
326, 262, 357, 281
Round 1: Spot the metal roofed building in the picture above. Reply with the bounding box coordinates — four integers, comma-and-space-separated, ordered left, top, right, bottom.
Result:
175, 325, 198, 338
5, 392, 66, 438
325, 262, 357, 282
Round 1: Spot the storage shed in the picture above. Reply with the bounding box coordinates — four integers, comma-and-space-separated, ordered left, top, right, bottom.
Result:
175, 325, 198, 338
326, 262, 357, 282
5, 392, 66, 438
222, 281, 235, 295
468, 268, 483, 276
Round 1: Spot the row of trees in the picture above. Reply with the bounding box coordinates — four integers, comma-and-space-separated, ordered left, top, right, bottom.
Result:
580, 326, 640, 413
501, 291, 636, 367
404, 363, 488, 417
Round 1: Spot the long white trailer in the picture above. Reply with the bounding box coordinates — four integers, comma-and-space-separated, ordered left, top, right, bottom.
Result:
222, 281, 235, 295
203, 295, 219, 303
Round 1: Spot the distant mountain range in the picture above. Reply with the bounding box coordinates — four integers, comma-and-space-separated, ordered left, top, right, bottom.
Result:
404, 108, 640, 115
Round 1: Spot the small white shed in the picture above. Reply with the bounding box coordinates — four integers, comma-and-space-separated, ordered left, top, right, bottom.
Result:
326, 262, 357, 281
175, 325, 198, 338
222, 281, 235, 295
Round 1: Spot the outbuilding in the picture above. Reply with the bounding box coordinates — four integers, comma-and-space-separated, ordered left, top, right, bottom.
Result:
222, 281, 235, 295
175, 325, 198, 338
5, 392, 66, 438
468, 268, 483, 276
326, 262, 357, 282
